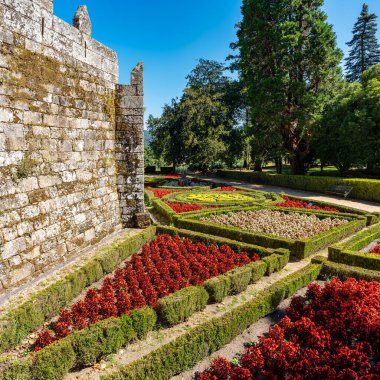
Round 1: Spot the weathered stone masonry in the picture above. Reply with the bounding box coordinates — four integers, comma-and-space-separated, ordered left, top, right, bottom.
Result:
0, 0, 145, 292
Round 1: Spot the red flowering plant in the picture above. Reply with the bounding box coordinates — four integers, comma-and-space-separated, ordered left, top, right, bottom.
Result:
147, 188, 182, 199
33, 234, 259, 351
165, 202, 218, 213
199, 278, 380, 379
212, 186, 237, 192
370, 243, 380, 255
277, 196, 339, 212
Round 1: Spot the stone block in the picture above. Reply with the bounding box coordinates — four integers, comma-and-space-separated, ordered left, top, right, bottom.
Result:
135, 212, 151, 229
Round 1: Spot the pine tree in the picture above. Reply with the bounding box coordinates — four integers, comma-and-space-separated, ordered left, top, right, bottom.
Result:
346, 4, 380, 82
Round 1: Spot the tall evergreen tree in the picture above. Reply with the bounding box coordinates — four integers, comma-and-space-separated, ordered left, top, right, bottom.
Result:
235, 0, 343, 174
346, 3, 380, 82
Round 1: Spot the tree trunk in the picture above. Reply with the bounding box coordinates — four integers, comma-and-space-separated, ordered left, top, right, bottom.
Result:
254, 160, 263, 172
290, 154, 306, 175
275, 157, 283, 174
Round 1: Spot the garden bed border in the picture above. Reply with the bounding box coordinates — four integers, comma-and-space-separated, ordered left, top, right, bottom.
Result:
0, 226, 157, 354
328, 223, 380, 271
175, 207, 366, 259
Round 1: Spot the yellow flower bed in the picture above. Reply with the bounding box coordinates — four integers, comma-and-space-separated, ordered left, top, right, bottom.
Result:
185, 192, 255, 203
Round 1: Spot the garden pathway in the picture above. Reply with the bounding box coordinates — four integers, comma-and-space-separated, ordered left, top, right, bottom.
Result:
200, 176, 380, 213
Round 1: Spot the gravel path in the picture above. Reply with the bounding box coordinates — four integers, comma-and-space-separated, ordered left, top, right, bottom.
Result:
200, 176, 380, 213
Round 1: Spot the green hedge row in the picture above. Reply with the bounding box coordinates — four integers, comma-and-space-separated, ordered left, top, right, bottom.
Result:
339, 222, 380, 251
101, 263, 322, 380
216, 170, 380, 203
321, 261, 380, 282
158, 286, 209, 326
156, 224, 287, 258
0, 226, 157, 354
328, 250, 380, 271
328, 223, 380, 271
0, 307, 157, 380
175, 212, 366, 259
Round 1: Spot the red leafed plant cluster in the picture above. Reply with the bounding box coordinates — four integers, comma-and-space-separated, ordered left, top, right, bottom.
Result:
212, 186, 236, 192
370, 243, 380, 255
277, 196, 339, 212
33, 235, 258, 351
147, 188, 182, 199
199, 278, 380, 379
166, 202, 218, 213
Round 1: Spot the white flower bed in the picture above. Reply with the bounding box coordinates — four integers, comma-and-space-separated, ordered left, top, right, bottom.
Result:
201, 210, 348, 239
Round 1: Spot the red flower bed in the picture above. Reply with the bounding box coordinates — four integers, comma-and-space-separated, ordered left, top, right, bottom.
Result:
147, 188, 182, 199
200, 278, 380, 379
33, 235, 258, 351
212, 186, 236, 192
165, 202, 218, 213
370, 243, 380, 255
277, 196, 339, 212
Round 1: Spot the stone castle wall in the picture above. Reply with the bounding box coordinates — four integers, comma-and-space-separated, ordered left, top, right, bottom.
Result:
0, 0, 145, 292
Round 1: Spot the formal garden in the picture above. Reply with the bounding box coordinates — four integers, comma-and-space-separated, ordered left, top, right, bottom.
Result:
1, 0, 380, 379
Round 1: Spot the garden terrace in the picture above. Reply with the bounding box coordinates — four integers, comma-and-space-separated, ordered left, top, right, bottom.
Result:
175, 206, 367, 259
0, 229, 292, 379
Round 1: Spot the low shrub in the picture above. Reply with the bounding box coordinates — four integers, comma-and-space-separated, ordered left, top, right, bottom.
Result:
322, 261, 380, 282
157, 286, 209, 326
203, 275, 231, 303
227, 265, 253, 294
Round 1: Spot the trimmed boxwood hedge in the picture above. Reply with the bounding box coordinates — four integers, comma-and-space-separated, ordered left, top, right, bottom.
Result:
158, 286, 209, 326
175, 208, 366, 259
328, 223, 380, 271
216, 170, 380, 203
0, 307, 157, 380
100, 263, 322, 380
0, 226, 157, 354
156, 224, 289, 258
321, 261, 380, 282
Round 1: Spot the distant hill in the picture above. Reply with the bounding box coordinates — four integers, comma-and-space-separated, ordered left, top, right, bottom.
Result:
144, 130, 151, 146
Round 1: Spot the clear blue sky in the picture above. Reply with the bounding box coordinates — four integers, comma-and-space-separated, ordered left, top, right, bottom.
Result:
54, 0, 380, 124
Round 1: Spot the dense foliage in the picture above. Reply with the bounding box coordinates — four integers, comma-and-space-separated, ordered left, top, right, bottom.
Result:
34, 235, 257, 350
346, 4, 380, 82
234, 0, 343, 174
315, 64, 380, 172
199, 278, 380, 379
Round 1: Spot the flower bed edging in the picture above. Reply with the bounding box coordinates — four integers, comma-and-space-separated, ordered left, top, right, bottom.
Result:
99, 263, 322, 380
328, 223, 380, 271
0, 237, 289, 380
321, 260, 380, 282
176, 209, 366, 259
0, 226, 157, 355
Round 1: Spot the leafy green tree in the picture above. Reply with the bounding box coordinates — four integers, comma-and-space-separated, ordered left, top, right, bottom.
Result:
315, 64, 380, 172
147, 101, 187, 171
346, 4, 380, 82
235, 0, 343, 174
178, 87, 229, 170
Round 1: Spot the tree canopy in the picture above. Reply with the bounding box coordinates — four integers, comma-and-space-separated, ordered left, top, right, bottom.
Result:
234, 0, 343, 174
